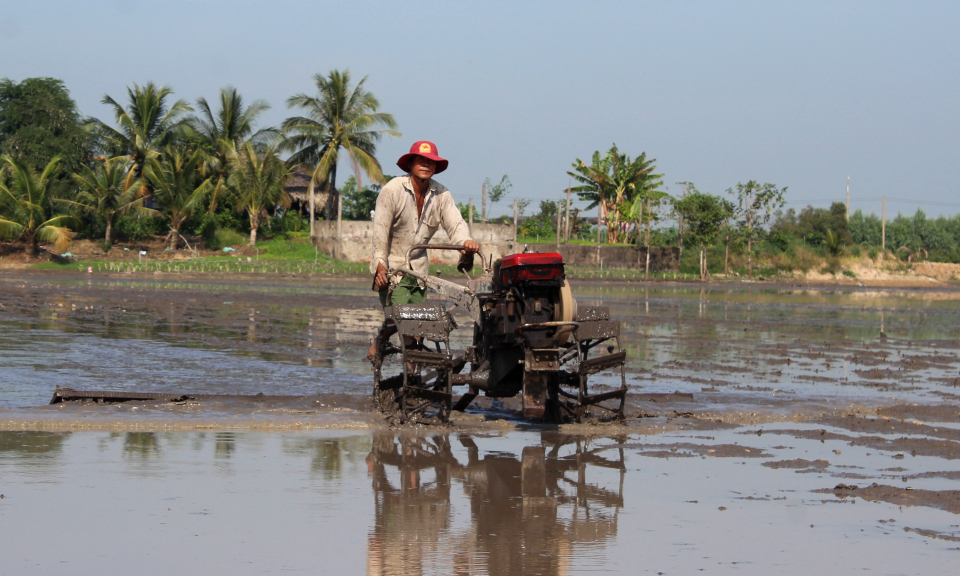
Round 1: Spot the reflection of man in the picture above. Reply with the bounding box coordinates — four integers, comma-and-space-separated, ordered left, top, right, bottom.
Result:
366, 141, 479, 360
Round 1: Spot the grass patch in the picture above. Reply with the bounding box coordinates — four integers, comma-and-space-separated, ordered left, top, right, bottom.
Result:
215, 228, 248, 248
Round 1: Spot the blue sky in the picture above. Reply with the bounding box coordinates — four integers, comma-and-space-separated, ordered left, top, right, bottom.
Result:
2, 1, 958, 218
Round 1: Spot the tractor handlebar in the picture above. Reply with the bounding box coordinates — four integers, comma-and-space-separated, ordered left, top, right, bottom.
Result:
403, 244, 487, 274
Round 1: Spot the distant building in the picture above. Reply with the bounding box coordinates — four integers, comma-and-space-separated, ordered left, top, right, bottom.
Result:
283, 166, 336, 218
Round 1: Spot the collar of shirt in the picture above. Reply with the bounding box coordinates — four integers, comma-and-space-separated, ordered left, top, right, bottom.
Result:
401, 176, 437, 196
401, 176, 438, 222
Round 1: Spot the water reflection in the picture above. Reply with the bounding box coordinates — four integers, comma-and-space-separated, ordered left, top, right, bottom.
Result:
0, 431, 68, 460
122, 432, 160, 459
283, 435, 372, 480
365, 432, 625, 576
215, 432, 236, 459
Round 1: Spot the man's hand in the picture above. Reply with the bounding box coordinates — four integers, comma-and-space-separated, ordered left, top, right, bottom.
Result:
374, 263, 389, 291
460, 240, 479, 254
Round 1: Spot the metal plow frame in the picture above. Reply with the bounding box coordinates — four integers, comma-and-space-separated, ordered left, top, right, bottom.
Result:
373, 303, 462, 425
551, 307, 628, 422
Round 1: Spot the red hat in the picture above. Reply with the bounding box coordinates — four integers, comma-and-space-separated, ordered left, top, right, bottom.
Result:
396, 141, 448, 174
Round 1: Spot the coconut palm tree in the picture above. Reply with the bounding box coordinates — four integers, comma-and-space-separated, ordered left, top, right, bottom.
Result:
227, 141, 291, 247
192, 87, 275, 212
283, 70, 399, 230
0, 156, 78, 256
144, 147, 211, 250
70, 157, 152, 244
88, 82, 193, 182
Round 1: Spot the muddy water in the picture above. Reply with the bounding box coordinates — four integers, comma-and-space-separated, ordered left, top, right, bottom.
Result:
1, 271, 960, 573
1, 272, 959, 419
0, 428, 957, 575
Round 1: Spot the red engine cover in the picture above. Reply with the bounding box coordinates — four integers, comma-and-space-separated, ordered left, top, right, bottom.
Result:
500, 252, 564, 286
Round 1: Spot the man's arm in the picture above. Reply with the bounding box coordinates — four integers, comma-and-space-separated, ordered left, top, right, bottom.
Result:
372, 187, 393, 289
438, 191, 479, 254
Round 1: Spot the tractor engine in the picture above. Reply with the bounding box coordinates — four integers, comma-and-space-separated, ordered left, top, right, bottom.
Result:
470, 252, 578, 416
485, 252, 574, 347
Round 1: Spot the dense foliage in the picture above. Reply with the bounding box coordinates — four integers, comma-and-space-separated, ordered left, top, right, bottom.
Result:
0, 78, 89, 182
2, 75, 958, 276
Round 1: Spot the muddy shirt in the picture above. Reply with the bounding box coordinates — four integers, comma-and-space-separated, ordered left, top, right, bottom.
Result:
371, 175, 472, 284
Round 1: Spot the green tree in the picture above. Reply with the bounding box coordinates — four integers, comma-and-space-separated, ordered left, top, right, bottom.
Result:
227, 141, 291, 246
0, 77, 89, 180
283, 70, 399, 228
70, 157, 151, 244
518, 200, 558, 240
673, 190, 735, 279
192, 87, 274, 212
340, 175, 380, 221
727, 180, 787, 278
847, 209, 883, 246
144, 147, 211, 250
0, 156, 78, 256
88, 82, 193, 183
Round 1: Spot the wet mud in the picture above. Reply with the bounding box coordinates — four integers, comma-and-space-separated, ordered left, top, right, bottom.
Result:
2, 270, 960, 572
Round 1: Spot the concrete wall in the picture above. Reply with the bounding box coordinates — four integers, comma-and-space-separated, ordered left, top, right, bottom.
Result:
311, 220, 680, 272
311, 221, 518, 266
522, 244, 680, 272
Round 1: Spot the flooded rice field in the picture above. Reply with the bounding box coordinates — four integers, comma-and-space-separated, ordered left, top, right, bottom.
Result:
1, 270, 959, 573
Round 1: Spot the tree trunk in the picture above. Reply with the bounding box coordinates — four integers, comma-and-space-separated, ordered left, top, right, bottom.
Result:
725, 238, 729, 276
645, 197, 652, 247
308, 177, 316, 237
324, 164, 339, 221
747, 210, 754, 278
26, 236, 37, 257
105, 220, 113, 245
249, 226, 258, 247
678, 214, 684, 258
610, 198, 621, 243
170, 224, 179, 251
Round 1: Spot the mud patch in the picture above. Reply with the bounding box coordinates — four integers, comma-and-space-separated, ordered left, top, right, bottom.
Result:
820, 482, 960, 515
763, 458, 829, 470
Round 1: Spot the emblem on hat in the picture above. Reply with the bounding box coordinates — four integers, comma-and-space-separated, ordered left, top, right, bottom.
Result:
419, 142, 432, 154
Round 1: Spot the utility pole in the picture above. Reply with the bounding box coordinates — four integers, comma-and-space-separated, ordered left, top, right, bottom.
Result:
513, 198, 518, 242
556, 198, 562, 247
882, 196, 886, 254
565, 187, 572, 242
846, 177, 850, 221
468, 198, 474, 236
481, 182, 487, 222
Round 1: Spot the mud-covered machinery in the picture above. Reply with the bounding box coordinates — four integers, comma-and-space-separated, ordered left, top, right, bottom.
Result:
372, 244, 627, 424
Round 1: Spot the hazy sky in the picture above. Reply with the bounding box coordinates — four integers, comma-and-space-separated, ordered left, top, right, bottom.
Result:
3, 1, 958, 218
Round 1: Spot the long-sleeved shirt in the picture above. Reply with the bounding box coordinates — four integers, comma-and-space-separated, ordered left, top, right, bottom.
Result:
371, 175, 472, 283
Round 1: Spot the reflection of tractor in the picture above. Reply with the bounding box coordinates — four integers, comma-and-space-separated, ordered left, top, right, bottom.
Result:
365, 431, 625, 574
372, 244, 627, 424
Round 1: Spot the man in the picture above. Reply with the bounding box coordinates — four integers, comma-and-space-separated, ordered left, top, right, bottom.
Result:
367, 140, 479, 360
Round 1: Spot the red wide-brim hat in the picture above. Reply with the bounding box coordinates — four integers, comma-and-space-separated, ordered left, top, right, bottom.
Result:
396, 140, 448, 174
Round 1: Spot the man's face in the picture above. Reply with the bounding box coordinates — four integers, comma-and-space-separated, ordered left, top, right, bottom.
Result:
410, 156, 436, 180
